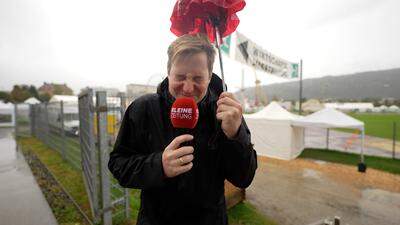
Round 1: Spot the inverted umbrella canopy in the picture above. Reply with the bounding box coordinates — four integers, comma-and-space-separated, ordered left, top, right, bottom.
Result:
170, 0, 246, 43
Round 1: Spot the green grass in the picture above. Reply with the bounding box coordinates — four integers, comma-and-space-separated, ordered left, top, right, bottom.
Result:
18, 137, 141, 225
228, 201, 278, 225
19, 136, 277, 225
300, 148, 400, 175
345, 113, 400, 140
19, 137, 91, 224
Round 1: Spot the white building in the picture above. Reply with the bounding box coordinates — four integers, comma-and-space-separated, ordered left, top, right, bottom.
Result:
278, 101, 292, 111
324, 102, 374, 112
126, 84, 157, 102
298, 99, 324, 112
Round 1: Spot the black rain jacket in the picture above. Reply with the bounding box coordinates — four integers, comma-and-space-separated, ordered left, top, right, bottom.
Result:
108, 74, 257, 225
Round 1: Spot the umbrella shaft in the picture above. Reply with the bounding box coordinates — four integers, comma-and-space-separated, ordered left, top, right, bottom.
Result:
214, 27, 226, 92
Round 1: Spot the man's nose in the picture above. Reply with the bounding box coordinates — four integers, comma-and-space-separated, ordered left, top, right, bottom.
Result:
182, 81, 194, 94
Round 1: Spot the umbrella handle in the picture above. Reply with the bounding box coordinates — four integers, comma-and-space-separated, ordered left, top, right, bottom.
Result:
213, 26, 227, 92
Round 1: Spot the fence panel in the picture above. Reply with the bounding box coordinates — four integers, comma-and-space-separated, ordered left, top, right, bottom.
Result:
16, 92, 132, 224
78, 90, 100, 223
104, 93, 130, 223
15, 103, 31, 137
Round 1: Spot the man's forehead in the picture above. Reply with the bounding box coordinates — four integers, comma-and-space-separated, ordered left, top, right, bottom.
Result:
172, 59, 208, 74
174, 52, 207, 66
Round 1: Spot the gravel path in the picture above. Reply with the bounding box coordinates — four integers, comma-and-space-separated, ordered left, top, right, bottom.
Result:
246, 157, 400, 225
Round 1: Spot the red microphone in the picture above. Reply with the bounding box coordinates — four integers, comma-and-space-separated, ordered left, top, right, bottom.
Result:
170, 97, 199, 130
170, 97, 199, 191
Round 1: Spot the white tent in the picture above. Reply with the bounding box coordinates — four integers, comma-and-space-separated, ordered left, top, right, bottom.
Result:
24, 97, 40, 104
244, 102, 305, 160
388, 105, 400, 113
49, 95, 78, 103
292, 108, 365, 163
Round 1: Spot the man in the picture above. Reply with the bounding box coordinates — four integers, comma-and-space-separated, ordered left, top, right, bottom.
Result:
108, 34, 257, 225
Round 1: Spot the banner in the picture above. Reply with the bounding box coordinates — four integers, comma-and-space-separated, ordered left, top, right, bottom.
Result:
221, 35, 231, 55
235, 32, 298, 78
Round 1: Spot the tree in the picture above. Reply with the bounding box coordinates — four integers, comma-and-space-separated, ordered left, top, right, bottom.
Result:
10, 85, 31, 103
0, 91, 11, 103
39, 93, 51, 102
28, 85, 39, 99
53, 84, 74, 95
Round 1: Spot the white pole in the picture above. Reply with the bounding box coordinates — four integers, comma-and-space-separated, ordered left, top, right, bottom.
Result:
361, 128, 365, 163
299, 59, 303, 115
326, 128, 330, 149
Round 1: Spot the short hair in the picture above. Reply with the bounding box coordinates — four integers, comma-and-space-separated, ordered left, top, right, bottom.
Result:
167, 34, 216, 76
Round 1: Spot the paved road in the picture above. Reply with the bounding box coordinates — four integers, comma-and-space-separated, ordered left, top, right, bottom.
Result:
0, 128, 58, 225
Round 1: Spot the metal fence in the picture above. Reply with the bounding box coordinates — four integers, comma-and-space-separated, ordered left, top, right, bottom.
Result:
15, 90, 130, 225
14, 103, 31, 137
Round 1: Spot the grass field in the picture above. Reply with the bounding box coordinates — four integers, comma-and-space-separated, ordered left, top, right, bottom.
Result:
18, 136, 276, 225
300, 148, 400, 175
346, 113, 400, 141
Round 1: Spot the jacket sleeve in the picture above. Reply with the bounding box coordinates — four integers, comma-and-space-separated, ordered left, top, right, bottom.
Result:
221, 118, 257, 188
108, 100, 165, 189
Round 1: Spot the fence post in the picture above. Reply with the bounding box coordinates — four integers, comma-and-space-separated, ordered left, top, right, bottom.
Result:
44, 102, 50, 146
14, 103, 18, 138
393, 122, 397, 159
78, 89, 100, 223
96, 91, 112, 225
60, 101, 67, 160
326, 128, 330, 149
119, 92, 130, 219
29, 104, 35, 137
38, 104, 44, 141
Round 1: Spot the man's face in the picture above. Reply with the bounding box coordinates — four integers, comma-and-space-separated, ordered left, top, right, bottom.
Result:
168, 52, 211, 102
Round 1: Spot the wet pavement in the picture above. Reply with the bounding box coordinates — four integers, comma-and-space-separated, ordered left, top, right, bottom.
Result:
247, 159, 400, 225
0, 128, 57, 225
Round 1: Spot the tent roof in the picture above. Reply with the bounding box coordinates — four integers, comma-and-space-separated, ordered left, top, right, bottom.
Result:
49, 95, 78, 103
244, 101, 301, 120
24, 97, 40, 104
292, 107, 364, 130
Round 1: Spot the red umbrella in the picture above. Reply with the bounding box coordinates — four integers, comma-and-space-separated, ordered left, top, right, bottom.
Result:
170, 0, 246, 91
170, 0, 245, 43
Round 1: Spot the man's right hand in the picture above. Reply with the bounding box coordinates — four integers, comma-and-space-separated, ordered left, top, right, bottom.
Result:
162, 134, 194, 178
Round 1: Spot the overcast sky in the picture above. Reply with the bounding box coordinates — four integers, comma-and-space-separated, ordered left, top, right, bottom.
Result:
1, 0, 399, 93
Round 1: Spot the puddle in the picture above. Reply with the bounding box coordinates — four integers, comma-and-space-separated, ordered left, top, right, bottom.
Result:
302, 168, 321, 179
314, 160, 327, 165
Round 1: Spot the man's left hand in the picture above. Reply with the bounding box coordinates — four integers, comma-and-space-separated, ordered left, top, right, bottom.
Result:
216, 92, 243, 139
